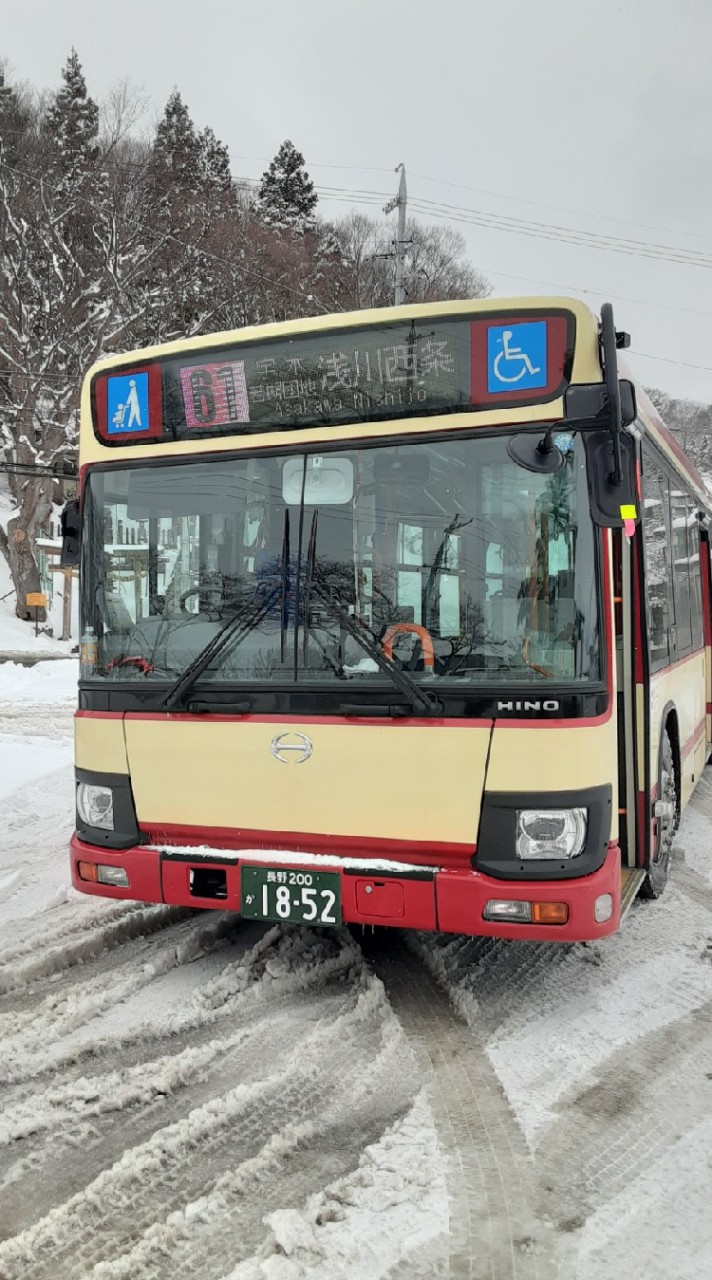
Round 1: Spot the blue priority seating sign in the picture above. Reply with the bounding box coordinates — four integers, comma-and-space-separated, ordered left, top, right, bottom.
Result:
107, 372, 150, 435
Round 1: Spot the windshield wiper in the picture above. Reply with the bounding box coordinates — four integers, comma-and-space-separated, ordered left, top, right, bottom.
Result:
162, 585, 280, 711
309, 566, 441, 715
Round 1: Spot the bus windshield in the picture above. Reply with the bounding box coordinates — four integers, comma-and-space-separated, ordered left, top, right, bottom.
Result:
82, 433, 600, 687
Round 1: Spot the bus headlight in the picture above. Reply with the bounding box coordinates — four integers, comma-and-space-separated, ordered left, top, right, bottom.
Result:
77, 783, 115, 831
516, 808, 587, 860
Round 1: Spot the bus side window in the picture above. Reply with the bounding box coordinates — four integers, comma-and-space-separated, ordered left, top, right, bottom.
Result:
671, 487, 693, 654
688, 498, 704, 650
642, 450, 674, 668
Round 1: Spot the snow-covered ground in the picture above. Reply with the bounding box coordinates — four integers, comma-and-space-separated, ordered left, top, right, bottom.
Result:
1, 658, 712, 1278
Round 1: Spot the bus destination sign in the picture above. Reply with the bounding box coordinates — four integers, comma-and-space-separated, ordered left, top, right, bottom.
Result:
173, 326, 467, 432
92, 311, 574, 445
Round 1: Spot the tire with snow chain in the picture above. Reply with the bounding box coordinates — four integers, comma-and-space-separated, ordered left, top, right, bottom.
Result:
641, 728, 678, 899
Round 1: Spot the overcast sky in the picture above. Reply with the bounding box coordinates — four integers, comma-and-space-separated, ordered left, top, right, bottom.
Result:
2, 0, 710, 402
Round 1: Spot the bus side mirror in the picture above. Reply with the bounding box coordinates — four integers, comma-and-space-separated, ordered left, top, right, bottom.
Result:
583, 431, 639, 528
60, 498, 81, 567
564, 379, 637, 428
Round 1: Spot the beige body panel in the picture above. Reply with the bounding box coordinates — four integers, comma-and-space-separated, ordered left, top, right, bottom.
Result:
123, 717, 493, 846
650, 651, 707, 805
486, 718, 619, 842
75, 715, 128, 773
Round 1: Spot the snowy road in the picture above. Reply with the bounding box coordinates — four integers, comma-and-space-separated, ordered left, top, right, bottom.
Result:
1, 662, 712, 1279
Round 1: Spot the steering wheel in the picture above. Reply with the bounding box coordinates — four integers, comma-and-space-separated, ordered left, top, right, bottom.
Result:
381, 623, 435, 671
106, 655, 153, 674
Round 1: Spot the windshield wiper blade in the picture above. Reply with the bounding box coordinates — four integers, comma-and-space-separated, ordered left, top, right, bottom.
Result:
162, 586, 280, 711
310, 569, 441, 715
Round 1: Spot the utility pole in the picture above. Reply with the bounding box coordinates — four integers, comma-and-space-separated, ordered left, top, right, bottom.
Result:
383, 163, 408, 306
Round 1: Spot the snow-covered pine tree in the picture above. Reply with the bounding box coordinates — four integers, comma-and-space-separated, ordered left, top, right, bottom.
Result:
0, 64, 33, 166
152, 89, 203, 194
256, 140, 318, 232
199, 126, 232, 197
136, 93, 238, 343
44, 48, 100, 194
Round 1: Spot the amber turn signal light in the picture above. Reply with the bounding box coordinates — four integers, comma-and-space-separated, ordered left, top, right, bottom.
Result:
77, 860, 98, 882
531, 901, 569, 925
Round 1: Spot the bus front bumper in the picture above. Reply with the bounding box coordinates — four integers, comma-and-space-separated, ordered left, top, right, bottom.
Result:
70, 835, 622, 942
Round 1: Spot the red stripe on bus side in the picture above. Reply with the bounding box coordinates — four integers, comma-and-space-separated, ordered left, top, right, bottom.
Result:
681, 719, 707, 763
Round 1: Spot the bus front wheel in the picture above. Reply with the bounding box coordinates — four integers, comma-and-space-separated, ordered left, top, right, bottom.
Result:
641, 728, 678, 899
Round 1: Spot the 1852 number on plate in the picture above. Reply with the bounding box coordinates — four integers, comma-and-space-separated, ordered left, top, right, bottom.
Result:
240, 866, 341, 927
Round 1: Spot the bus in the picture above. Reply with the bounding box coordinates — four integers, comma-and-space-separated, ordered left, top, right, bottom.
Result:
61, 296, 712, 942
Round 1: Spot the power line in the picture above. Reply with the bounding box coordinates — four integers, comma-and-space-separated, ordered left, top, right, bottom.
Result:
405, 170, 712, 246
629, 351, 712, 375
2, 162, 711, 382
9, 128, 705, 247
233, 172, 712, 271
229, 153, 712, 246
481, 266, 712, 322
309, 182, 712, 269
0, 368, 80, 382
0, 461, 76, 480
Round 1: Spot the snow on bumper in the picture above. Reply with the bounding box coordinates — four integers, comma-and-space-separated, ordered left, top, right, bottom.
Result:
70, 835, 622, 941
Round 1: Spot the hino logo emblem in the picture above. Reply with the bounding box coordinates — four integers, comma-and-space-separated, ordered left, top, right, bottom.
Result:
497, 700, 560, 713
270, 732, 314, 764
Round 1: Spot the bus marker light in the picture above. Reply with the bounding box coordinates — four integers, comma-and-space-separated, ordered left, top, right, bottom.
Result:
483, 900, 532, 923
531, 901, 569, 925
594, 893, 613, 923
77, 861, 98, 882
97, 865, 130, 888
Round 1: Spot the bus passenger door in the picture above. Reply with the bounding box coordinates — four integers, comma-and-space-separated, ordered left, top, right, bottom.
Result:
699, 528, 712, 757
613, 528, 639, 869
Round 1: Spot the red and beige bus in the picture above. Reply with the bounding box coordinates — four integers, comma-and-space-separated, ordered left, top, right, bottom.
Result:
62, 296, 712, 941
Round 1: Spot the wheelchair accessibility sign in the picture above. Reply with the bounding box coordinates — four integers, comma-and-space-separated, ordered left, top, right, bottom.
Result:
487, 322, 547, 393
107, 372, 150, 435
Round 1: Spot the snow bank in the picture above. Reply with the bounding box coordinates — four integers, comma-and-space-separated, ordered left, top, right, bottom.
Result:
0, 657, 78, 702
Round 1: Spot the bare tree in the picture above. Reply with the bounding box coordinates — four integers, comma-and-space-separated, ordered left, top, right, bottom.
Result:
330, 211, 490, 310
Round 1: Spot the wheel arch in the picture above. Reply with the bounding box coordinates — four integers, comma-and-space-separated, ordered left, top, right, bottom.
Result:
659, 700, 681, 809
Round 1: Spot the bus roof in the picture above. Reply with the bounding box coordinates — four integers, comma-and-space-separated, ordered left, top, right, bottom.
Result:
85, 295, 601, 379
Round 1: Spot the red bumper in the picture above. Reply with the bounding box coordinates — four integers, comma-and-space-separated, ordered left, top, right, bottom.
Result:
70, 835, 621, 942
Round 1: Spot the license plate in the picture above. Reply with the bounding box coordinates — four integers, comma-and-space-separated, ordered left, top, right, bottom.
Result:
240, 866, 341, 927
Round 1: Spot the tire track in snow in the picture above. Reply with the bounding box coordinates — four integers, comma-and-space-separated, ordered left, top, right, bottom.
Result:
361, 933, 559, 1280
0, 896, 156, 969
0, 921, 362, 1181
534, 855, 712, 1245
0, 928, 420, 1280
0, 903, 195, 999
533, 994, 712, 1275
0, 911, 239, 1082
